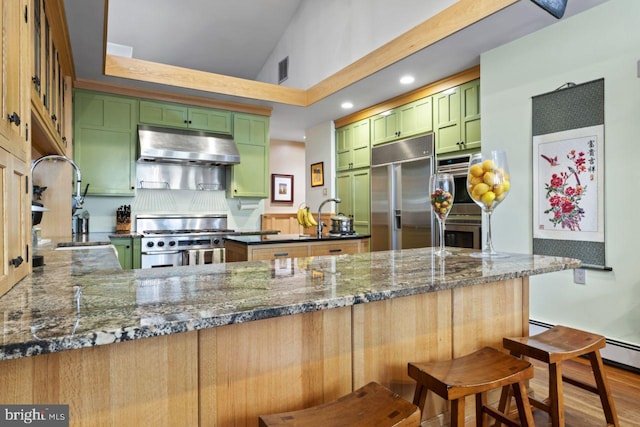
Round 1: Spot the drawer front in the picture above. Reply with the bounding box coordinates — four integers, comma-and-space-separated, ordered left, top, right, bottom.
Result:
309, 241, 360, 256
250, 245, 309, 261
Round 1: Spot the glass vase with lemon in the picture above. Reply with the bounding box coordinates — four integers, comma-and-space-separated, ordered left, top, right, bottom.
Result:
466, 150, 511, 258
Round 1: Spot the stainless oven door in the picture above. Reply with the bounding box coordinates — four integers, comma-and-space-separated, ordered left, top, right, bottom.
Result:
444, 223, 481, 249
183, 248, 225, 265
141, 251, 182, 268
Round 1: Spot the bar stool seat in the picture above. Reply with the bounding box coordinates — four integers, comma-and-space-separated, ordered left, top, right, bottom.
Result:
408, 346, 535, 427
258, 381, 420, 427
500, 325, 619, 427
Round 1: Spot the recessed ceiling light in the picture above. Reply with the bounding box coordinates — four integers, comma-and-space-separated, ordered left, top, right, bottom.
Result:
341, 102, 354, 109
400, 75, 415, 85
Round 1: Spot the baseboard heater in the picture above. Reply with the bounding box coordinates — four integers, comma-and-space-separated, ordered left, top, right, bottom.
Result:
529, 319, 640, 374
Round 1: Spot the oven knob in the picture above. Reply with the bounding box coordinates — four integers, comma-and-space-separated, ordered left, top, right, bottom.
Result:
213, 238, 220, 245
146, 242, 154, 248
169, 241, 176, 247
157, 241, 165, 247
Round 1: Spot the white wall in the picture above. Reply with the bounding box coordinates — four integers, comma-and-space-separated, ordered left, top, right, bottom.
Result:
266, 139, 306, 213
256, 0, 455, 88
481, 0, 640, 346
304, 121, 335, 213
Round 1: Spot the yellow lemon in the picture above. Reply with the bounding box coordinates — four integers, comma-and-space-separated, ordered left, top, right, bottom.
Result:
493, 183, 505, 196
470, 175, 484, 186
496, 193, 506, 202
481, 191, 496, 207
471, 183, 490, 200
502, 180, 511, 192
483, 171, 496, 186
469, 164, 484, 177
482, 159, 495, 172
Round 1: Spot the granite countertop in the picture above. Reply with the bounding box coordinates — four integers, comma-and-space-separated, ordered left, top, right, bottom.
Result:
0, 244, 580, 361
225, 233, 371, 245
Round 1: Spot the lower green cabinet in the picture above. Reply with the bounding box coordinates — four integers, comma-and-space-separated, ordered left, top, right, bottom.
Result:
336, 168, 370, 235
110, 236, 141, 270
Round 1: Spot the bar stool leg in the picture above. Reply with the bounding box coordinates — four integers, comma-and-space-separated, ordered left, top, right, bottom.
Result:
475, 393, 487, 427
549, 362, 565, 427
511, 382, 535, 427
589, 351, 620, 426
450, 398, 466, 427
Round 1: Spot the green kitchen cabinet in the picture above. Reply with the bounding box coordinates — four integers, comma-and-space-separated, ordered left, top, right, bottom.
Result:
399, 96, 433, 137
336, 118, 370, 171
433, 79, 481, 154
139, 100, 232, 134
371, 96, 433, 146
73, 90, 138, 196
227, 113, 269, 198
371, 109, 400, 146
110, 236, 141, 270
336, 168, 370, 236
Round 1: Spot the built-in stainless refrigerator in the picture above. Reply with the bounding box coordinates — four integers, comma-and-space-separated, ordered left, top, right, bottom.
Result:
370, 134, 435, 251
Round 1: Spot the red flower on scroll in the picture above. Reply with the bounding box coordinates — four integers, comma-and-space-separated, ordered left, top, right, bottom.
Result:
543, 150, 587, 231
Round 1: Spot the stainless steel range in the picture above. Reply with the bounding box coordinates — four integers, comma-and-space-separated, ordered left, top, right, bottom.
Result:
137, 214, 231, 268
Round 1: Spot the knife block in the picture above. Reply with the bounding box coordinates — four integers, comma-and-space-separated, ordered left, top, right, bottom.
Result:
115, 221, 131, 234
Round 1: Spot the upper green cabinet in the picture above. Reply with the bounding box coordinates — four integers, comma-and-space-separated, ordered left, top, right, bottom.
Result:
336, 118, 370, 171
74, 90, 138, 196
139, 100, 232, 134
433, 79, 480, 154
371, 96, 433, 146
227, 113, 270, 198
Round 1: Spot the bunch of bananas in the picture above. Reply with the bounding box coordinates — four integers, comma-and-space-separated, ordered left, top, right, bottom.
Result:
296, 205, 318, 228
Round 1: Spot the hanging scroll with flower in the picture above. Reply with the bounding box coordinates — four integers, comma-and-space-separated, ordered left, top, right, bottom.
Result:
531, 79, 607, 268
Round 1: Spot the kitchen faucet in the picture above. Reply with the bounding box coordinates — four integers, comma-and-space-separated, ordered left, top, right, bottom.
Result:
31, 155, 85, 212
317, 198, 341, 238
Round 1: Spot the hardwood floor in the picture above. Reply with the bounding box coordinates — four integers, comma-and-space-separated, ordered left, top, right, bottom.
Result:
525, 358, 640, 426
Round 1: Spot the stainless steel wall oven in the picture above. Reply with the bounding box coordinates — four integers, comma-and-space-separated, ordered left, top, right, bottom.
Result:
436, 153, 482, 249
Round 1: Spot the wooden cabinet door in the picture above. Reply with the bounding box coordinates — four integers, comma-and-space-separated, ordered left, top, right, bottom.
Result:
228, 114, 269, 198
461, 79, 481, 151
139, 100, 188, 128
351, 119, 370, 169
0, 150, 29, 296
336, 124, 353, 171
352, 169, 370, 235
188, 107, 232, 134
434, 86, 461, 154
74, 91, 138, 196
400, 97, 433, 137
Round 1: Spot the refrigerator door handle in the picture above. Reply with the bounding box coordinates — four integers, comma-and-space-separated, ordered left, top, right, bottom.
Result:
394, 209, 402, 230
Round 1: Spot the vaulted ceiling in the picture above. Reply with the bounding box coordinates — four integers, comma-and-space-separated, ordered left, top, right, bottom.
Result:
63, 0, 610, 141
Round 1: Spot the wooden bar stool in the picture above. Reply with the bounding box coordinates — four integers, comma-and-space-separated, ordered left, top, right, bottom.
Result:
408, 346, 535, 427
500, 325, 619, 427
258, 381, 420, 426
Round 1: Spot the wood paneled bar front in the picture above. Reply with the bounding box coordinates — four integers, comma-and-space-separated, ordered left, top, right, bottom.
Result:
0, 244, 578, 426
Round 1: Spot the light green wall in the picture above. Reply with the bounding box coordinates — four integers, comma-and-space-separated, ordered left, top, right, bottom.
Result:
481, 0, 640, 345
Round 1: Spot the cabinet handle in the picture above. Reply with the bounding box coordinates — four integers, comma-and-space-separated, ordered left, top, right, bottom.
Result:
32, 76, 41, 88
7, 112, 21, 126
329, 249, 342, 253
274, 253, 289, 257
125, 245, 130, 249
9, 256, 24, 267
51, 114, 57, 122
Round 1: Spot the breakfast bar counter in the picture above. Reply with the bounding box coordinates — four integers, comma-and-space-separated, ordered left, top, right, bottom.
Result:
0, 244, 580, 426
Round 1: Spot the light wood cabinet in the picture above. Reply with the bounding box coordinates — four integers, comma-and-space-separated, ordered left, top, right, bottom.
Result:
30, 0, 72, 155
0, 149, 29, 297
225, 237, 370, 262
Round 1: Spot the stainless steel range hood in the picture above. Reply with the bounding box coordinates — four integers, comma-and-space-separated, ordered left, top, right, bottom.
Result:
137, 125, 240, 165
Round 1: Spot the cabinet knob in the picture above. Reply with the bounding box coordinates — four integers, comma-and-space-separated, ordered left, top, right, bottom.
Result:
9, 256, 24, 267
51, 114, 57, 122
31, 75, 41, 88
7, 112, 21, 126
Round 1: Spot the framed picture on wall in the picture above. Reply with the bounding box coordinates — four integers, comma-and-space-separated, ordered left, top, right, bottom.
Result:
271, 174, 294, 203
311, 162, 324, 187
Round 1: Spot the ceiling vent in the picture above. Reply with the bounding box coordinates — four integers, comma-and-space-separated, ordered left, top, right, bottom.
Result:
278, 57, 289, 84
